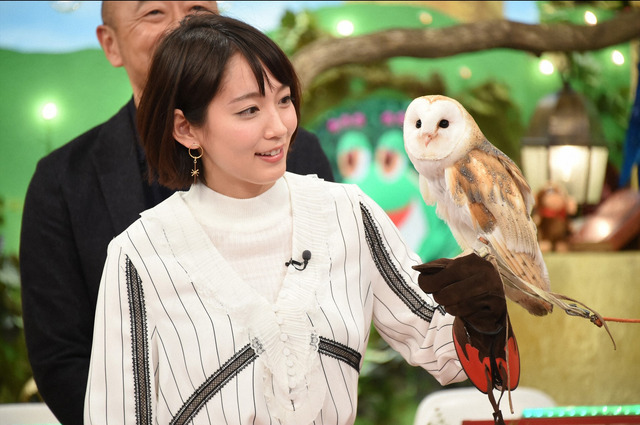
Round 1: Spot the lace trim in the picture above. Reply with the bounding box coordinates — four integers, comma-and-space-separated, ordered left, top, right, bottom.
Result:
318, 337, 361, 372
125, 256, 153, 425
168, 336, 360, 423
170, 344, 258, 425
360, 203, 437, 322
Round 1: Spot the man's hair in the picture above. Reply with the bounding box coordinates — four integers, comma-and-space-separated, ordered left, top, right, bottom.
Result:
137, 12, 301, 189
100, 1, 114, 26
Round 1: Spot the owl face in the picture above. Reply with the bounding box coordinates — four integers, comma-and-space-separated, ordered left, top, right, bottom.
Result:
403, 96, 469, 166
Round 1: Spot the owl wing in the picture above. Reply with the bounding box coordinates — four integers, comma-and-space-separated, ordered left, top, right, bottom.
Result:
444, 144, 551, 314
445, 146, 537, 254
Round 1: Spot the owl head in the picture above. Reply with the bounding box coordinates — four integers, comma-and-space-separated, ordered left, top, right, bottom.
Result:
403, 95, 482, 172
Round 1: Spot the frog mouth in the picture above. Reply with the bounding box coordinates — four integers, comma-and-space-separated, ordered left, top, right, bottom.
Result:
386, 204, 411, 227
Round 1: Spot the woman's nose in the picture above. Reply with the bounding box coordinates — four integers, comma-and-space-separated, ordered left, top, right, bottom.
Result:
264, 109, 289, 140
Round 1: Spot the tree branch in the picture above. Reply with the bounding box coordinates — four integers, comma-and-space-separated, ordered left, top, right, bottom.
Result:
291, 8, 640, 89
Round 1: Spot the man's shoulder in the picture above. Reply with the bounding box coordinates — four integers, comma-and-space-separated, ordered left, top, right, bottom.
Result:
36, 102, 134, 172
288, 127, 335, 182
112, 192, 183, 246
295, 127, 315, 140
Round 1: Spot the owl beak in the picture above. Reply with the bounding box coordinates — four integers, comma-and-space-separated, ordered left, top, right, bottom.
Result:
420, 130, 434, 147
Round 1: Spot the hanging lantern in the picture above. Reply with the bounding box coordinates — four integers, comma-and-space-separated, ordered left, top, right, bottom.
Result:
521, 82, 609, 208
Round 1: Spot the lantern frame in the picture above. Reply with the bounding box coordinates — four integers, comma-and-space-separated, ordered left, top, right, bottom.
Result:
521, 82, 609, 207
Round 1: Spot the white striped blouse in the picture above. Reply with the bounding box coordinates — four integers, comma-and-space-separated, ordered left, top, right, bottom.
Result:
84, 172, 465, 425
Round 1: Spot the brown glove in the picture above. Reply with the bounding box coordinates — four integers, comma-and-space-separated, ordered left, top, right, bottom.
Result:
413, 252, 519, 397
413, 252, 506, 334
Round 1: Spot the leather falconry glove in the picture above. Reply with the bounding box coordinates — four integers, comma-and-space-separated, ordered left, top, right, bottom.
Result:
413, 252, 520, 425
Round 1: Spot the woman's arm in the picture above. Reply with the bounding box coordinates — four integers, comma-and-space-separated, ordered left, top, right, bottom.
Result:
85, 242, 156, 424
358, 191, 466, 385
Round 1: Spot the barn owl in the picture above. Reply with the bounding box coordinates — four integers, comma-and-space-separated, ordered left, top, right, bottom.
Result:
403, 96, 613, 335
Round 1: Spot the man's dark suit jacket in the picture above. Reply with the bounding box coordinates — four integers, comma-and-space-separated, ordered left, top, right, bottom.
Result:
20, 99, 334, 425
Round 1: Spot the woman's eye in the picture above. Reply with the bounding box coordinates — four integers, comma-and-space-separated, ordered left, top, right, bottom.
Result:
238, 106, 259, 116
280, 95, 293, 105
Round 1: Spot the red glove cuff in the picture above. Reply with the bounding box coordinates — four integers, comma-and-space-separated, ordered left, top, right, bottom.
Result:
452, 314, 520, 393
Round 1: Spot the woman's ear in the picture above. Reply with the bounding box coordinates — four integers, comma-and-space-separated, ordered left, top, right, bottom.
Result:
173, 109, 198, 149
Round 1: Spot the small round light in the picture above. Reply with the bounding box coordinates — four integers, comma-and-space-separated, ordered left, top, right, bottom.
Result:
612, 50, 625, 66
584, 10, 597, 25
459, 66, 472, 79
336, 20, 354, 36
539, 59, 554, 75
419, 12, 433, 25
42, 103, 58, 120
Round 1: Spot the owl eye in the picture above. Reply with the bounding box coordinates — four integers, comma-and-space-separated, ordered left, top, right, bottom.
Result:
438, 119, 449, 128
415, 119, 422, 129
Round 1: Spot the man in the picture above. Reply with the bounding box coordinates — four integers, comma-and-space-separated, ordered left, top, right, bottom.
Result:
20, 3, 333, 424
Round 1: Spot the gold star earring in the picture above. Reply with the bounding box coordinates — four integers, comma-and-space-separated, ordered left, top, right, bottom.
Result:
188, 144, 203, 183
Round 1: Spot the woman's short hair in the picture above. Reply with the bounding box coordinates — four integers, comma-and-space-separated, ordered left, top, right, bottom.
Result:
137, 12, 301, 189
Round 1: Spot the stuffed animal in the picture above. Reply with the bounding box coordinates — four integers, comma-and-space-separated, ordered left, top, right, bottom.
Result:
532, 183, 577, 252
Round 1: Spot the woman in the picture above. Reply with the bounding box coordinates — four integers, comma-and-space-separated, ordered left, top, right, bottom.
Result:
85, 12, 507, 425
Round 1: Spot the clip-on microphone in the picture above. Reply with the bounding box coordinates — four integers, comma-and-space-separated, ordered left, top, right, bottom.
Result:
285, 250, 311, 271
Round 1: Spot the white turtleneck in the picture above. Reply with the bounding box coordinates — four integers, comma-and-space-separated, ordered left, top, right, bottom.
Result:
183, 178, 292, 303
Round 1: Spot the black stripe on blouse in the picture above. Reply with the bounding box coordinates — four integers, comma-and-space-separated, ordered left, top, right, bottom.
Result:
360, 202, 437, 323
318, 337, 362, 372
126, 256, 153, 425
169, 338, 362, 424
170, 344, 257, 425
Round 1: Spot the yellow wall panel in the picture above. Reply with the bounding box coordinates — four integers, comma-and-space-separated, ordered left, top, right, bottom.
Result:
509, 251, 640, 405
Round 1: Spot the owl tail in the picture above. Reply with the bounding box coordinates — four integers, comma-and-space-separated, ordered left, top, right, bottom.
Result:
498, 259, 617, 350
476, 239, 617, 350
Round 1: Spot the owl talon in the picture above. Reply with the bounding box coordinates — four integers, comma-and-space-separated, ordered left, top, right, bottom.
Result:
475, 246, 491, 259
564, 304, 591, 319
